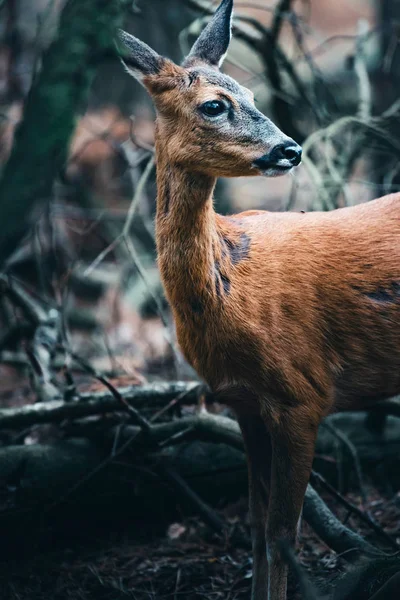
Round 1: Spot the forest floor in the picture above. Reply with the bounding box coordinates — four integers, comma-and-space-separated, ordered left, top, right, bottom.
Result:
0, 337, 399, 600
0, 486, 399, 600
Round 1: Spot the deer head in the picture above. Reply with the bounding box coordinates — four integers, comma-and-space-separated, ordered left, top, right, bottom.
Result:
117, 0, 301, 178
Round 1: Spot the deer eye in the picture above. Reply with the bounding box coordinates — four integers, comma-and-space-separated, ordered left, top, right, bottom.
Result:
200, 100, 227, 117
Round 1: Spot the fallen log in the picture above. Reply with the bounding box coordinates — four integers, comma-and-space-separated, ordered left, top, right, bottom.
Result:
0, 381, 201, 429
0, 410, 392, 561
1, 386, 399, 489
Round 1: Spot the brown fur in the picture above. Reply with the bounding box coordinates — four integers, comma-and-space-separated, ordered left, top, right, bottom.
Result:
118, 3, 400, 597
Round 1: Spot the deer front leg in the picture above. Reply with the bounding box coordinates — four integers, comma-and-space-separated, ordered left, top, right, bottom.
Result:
237, 413, 272, 600
264, 409, 319, 600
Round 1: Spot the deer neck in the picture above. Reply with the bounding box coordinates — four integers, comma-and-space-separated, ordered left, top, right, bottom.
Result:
155, 148, 219, 315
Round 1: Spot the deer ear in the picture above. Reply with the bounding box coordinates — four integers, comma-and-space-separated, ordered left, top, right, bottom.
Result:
117, 30, 165, 84
184, 0, 233, 69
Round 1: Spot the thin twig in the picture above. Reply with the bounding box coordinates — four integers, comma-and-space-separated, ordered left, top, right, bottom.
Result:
156, 465, 227, 535
321, 420, 367, 506
354, 19, 372, 120
150, 383, 201, 423
63, 349, 152, 435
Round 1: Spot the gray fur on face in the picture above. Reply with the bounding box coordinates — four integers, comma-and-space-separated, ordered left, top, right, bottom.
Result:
188, 67, 287, 147
190, 67, 243, 95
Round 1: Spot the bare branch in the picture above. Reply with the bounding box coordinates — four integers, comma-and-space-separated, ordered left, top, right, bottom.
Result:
303, 485, 382, 558
311, 470, 399, 551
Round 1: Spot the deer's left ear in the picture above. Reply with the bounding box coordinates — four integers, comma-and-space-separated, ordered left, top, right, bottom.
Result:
184, 0, 233, 69
116, 30, 165, 85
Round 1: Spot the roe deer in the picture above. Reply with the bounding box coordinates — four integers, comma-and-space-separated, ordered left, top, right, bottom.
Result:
118, 0, 400, 598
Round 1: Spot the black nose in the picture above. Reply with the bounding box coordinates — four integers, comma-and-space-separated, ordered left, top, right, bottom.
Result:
253, 141, 302, 170
275, 142, 302, 166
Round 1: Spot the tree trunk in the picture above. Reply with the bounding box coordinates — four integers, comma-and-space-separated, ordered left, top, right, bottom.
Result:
0, 0, 127, 266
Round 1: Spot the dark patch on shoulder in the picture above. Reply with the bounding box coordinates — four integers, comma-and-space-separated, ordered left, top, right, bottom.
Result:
214, 263, 222, 298
365, 289, 394, 303
220, 238, 228, 260
190, 298, 204, 314
223, 233, 251, 265
391, 282, 400, 296
220, 273, 231, 294
352, 282, 400, 305
214, 260, 231, 297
